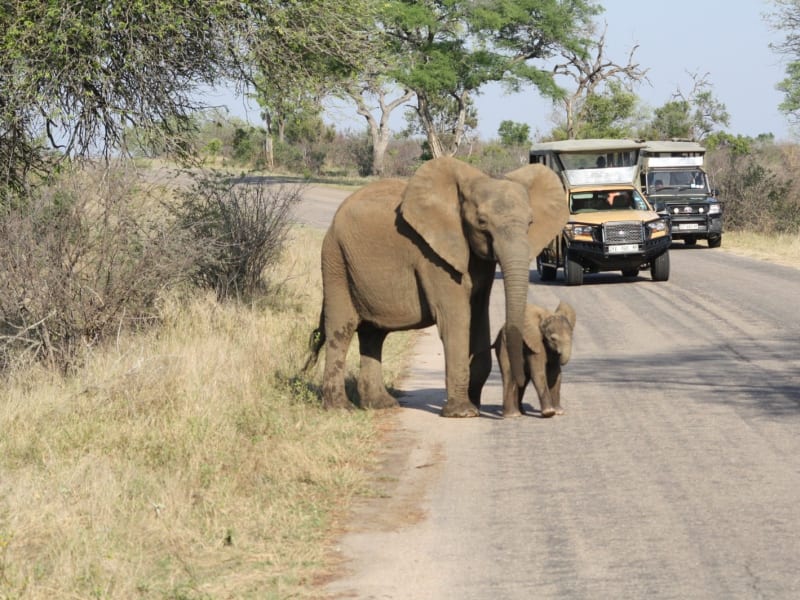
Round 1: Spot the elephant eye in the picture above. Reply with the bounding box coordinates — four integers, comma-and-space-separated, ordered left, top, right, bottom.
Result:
477, 214, 489, 229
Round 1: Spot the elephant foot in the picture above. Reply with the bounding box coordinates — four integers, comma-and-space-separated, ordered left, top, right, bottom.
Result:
540, 407, 556, 418
322, 385, 355, 411
502, 409, 523, 418
323, 397, 355, 411
441, 399, 480, 418
361, 391, 400, 410
554, 406, 565, 416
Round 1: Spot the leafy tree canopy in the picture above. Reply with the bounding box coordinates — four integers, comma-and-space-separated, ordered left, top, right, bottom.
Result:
574, 81, 638, 138
498, 120, 532, 146
767, 0, 800, 120
378, 0, 600, 156
0, 0, 378, 196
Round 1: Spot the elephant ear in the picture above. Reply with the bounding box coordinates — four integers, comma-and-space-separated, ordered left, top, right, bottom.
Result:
504, 164, 568, 259
523, 304, 547, 353
555, 300, 577, 330
401, 157, 486, 274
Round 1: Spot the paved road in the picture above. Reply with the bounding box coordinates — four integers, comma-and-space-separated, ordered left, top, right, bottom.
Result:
296, 186, 800, 599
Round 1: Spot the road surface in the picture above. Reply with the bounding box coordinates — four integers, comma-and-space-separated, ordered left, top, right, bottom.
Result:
294, 185, 800, 600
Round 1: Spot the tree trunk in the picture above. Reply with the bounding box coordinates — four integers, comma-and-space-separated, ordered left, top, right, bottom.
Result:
349, 87, 414, 176
372, 134, 390, 177
264, 135, 274, 170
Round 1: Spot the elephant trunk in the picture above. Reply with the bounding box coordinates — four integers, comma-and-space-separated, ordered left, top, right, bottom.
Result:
497, 238, 531, 389
559, 341, 572, 366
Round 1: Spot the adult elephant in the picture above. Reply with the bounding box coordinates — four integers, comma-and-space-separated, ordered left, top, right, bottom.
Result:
306, 157, 567, 417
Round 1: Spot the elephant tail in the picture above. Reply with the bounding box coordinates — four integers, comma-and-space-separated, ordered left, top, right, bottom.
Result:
302, 311, 326, 373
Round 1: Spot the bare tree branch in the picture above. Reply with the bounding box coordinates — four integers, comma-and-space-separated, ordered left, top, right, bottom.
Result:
551, 23, 650, 139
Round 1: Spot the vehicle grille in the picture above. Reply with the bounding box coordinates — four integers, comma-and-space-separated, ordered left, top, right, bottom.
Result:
672, 205, 700, 214
602, 221, 643, 244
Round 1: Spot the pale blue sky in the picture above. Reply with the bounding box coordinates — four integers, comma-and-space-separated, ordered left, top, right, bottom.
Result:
218, 0, 793, 142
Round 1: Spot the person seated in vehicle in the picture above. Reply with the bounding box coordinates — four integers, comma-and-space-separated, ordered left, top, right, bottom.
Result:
653, 179, 665, 191
607, 191, 633, 209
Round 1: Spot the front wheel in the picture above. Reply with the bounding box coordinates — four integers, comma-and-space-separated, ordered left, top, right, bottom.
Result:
651, 251, 670, 282
707, 234, 722, 248
564, 252, 584, 286
537, 254, 557, 281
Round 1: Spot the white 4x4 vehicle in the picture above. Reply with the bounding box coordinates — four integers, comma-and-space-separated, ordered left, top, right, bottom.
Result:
530, 139, 671, 286
640, 140, 723, 248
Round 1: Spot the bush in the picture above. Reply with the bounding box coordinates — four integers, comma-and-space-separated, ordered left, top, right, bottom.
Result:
0, 166, 196, 372
173, 173, 304, 301
708, 143, 800, 234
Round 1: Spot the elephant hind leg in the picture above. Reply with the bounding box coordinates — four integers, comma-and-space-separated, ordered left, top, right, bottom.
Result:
321, 320, 357, 409
357, 325, 398, 409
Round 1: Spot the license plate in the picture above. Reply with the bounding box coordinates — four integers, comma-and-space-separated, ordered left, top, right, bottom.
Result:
678, 223, 700, 230
608, 244, 639, 254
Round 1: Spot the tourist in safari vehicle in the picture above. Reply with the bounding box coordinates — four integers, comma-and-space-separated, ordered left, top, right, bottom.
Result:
530, 139, 671, 286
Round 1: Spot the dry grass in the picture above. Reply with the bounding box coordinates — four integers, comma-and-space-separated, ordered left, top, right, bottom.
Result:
721, 230, 800, 268
0, 226, 413, 599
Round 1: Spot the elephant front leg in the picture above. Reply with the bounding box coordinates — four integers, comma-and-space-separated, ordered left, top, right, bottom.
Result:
502, 378, 525, 418
439, 320, 479, 418
495, 336, 523, 418
547, 362, 565, 415
531, 361, 556, 418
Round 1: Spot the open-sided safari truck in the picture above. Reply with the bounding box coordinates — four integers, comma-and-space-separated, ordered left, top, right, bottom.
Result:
640, 140, 723, 248
530, 139, 671, 286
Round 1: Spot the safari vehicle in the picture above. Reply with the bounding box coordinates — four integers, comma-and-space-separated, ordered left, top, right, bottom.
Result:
530, 139, 671, 286
640, 140, 723, 248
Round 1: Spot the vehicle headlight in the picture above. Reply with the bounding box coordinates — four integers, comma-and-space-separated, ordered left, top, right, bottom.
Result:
572, 224, 594, 236
567, 224, 595, 237
708, 203, 721, 215
647, 219, 668, 233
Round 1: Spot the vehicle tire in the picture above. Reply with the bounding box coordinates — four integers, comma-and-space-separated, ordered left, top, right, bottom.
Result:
650, 251, 670, 282
684, 236, 697, 246
707, 234, 722, 248
564, 253, 584, 286
621, 268, 639, 278
537, 254, 557, 281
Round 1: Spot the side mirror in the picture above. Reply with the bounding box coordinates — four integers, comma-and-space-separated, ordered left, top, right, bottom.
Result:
711, 188, 719, 197
653, 200, 667, 213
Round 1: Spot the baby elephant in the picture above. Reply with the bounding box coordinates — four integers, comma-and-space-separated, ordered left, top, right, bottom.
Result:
494, 301, 576, 418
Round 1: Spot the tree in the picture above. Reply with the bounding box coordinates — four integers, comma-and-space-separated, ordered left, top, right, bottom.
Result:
549, 22, 648, 139
0, 0, 378, 196
645, 100, 693, 140
571, 81, 639, 139
338, 46, 415, 176
643, 72, 730, 141
380, 0, 600, 157
249, 0, 382, 171
767, 0, 800, 121
498, 121, 532, 146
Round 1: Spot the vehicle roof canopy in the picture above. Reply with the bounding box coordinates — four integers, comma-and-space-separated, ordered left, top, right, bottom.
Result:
531, 138, 644, 153
641, 140, 706, 154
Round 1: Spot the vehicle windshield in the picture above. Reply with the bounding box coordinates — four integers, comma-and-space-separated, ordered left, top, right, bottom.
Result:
559, 149, 638, 170
646, 169, 709, 192
570, 189, 650, 213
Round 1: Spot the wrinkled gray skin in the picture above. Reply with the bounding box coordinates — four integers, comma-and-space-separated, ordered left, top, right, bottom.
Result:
494, 301, 576, 418
305, 157, 567, 417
